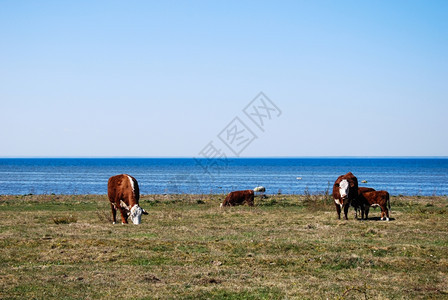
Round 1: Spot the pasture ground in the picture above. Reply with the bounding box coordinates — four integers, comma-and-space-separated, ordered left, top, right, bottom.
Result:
0, 194, 447, 299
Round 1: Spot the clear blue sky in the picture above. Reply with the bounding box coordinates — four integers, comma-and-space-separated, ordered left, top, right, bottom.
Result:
1, 0, 447, 157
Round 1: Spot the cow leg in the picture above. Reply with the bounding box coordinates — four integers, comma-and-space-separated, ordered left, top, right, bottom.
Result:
335, 203, 341, 219
365, 207, 370, 220
386, 197, 391, 221
119, 208, 129, 224
110, 202, 117, 224
362, 204, 368, 220
381, 206, 390, 221
117, 203, 129, 224
343, 205, 349, 220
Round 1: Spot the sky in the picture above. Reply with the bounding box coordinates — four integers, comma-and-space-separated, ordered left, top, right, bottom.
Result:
0, 0, 447, 157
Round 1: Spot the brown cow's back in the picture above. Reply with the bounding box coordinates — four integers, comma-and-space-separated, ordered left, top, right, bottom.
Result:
358, 187, 376, 194
108, 174, 140, 206
221, 190, 254, 207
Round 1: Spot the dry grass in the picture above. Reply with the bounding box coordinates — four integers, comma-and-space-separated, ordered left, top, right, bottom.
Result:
52, 215, 78, 224
0, 194, 447, 299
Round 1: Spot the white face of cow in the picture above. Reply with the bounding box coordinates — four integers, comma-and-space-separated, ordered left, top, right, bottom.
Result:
339, 179, 349, 200
130, 205, 143, 225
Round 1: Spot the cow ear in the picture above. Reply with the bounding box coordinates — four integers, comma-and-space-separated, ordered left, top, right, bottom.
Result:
335, 183, 339, 187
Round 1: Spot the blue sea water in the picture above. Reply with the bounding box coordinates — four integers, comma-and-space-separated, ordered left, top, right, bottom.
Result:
0, 158, 447, 196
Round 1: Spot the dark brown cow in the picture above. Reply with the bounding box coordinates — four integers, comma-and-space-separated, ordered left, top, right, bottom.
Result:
352, 187, 376, 219
220, 190, 254, 207
357, 190, 391, 221
332, 172, 358, 220
107, 174, 148, 224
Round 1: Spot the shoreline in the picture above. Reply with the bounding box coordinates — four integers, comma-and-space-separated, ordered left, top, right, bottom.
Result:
1, 192, 447, 197
2, 193, 446, 206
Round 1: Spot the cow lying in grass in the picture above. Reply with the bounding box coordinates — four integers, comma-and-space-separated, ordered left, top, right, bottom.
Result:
357, 189, 391, 221
332, 172, 358, 220
220, 190, 255, 207
108, 174, 148, 224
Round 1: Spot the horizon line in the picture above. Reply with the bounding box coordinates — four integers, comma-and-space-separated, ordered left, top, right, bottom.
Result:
1, 156, 447, 159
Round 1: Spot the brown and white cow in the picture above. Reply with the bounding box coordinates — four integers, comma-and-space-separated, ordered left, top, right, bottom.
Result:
107, 174, 148, 224
352, 187, 376, 219
357, 190, 391, 221
332, 172, 358, 220
220, 190, 255, 207
253, 186, 266, 193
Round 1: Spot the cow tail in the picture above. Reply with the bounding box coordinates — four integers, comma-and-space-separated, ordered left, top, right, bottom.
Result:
387, 193, 391, 213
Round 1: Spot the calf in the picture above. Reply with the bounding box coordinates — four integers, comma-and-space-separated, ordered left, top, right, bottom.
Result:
107, 174, 148, 224
332, 172, 358, 220
352, 187, 376, 219
357, 190, 391, 221
220, 190, 254, 207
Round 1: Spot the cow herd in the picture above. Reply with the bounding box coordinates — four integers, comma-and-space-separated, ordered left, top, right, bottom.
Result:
107, 172, 390, 225
333, 172, 390, 221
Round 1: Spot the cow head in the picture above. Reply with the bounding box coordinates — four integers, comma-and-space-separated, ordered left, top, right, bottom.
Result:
336, 179, 350, 206
339, 179, 350, 199
129, 205, 148, 225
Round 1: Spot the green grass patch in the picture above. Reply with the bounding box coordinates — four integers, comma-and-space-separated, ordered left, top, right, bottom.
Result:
0, 194, 447, 299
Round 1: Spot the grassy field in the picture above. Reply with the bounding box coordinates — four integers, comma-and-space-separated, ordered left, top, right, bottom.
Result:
0, 193, 447, 299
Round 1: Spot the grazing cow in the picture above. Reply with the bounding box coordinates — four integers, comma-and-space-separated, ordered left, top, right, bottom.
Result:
332, 172, 358, 220
352, 187, 376, 219
107, 174, 148, 224
357, 190, 391, 221
220, 190, 254, 207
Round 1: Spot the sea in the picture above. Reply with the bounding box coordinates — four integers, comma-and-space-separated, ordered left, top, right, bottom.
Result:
0, 158, 447, 196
